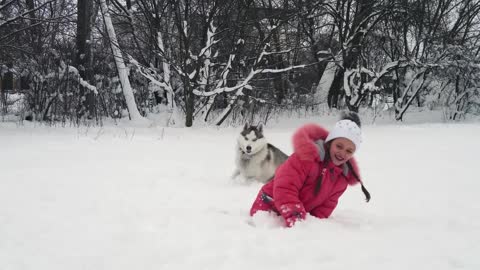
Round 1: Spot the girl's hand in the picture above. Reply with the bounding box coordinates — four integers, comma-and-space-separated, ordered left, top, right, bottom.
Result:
279, 203, 306, 227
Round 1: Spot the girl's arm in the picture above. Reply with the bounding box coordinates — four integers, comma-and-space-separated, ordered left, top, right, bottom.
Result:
273, 153, 313, 227
310, 187, 347, 219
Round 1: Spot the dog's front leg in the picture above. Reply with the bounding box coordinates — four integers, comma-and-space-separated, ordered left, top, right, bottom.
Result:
231, 169, 240, 179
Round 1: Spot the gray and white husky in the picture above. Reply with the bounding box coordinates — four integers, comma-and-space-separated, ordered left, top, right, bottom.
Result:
232, 123, 289, 183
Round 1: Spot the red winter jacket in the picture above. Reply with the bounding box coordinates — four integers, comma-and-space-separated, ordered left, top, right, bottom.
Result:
249, 123, 362, 227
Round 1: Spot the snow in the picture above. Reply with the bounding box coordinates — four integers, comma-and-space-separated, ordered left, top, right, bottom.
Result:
1, 117, 480, 270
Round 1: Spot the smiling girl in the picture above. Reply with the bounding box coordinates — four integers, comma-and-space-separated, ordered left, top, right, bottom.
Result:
249, 112, 370, 227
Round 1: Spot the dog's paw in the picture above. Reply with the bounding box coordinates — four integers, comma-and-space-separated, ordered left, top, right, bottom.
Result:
230, 173, 243, 183
230, 169, 240, 179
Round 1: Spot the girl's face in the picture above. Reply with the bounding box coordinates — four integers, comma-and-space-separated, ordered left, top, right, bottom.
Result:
329, 138, 356, 166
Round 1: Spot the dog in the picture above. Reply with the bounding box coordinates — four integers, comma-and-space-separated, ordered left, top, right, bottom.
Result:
232, 123, 289, 183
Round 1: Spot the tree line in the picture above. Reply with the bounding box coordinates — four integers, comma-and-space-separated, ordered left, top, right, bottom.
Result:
1, 0, 479, 126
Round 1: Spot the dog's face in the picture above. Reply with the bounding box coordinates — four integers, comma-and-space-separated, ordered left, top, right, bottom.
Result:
237, 123, 267, 155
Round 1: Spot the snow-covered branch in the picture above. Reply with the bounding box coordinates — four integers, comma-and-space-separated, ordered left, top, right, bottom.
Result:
128, 56, 173, 93
345, 60, 411, 97
343, 9, 387, 48
395, 69, 428, 111
256, 65, 307, 74
255, 44, 271, 65
343, 60, 412, 107
42, 62, 97, 94
253, 45, 295, 67
193, 63, 307, 97
453, 88, 477, 104
60, 64, 98, 94
396, 70, 429, 120
261, 48, 294, 57
198, 22, 219, 58
196, 21, 219, 92
156, 31, 176, 111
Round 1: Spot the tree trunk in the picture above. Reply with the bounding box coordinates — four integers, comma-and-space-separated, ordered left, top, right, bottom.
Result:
314, 60, 337, 106
328, 68, 344, 108
99, 0, 144, 121
170, 0, 195, 127
327, 0, 375, 109
184, 76, 194, 127
25, 0, 42, 54
76, 0, 95, 119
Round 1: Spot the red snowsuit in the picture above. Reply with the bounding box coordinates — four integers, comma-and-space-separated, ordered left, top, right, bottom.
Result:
249, 123, 362, 227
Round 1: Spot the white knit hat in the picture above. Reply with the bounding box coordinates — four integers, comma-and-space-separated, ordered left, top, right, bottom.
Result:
325, 119, 362, 150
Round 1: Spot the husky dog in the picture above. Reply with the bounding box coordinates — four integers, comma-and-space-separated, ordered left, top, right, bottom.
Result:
232, 123, 289, 183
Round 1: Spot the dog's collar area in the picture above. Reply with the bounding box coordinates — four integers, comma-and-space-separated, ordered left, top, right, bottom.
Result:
239, 148, 253, 160
241, 152, 252, 160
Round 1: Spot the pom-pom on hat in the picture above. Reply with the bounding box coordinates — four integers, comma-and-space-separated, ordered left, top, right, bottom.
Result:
325, 111, 363, 151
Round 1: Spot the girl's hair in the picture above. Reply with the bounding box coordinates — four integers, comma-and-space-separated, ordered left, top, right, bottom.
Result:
341, 111, 361, 127
346, 161, 371, 202
314, 141, 331, 195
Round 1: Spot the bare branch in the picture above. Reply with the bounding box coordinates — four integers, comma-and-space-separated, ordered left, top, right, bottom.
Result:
0, 0, 55, 29
0, 22, 43, 43
0, 0, 16, 12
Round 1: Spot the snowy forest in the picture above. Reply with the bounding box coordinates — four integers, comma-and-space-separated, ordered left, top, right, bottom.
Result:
1, 0, 480, 126
2, 1, 480, 267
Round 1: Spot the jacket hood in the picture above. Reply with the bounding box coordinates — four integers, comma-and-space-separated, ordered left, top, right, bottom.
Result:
292, 123, 361, 186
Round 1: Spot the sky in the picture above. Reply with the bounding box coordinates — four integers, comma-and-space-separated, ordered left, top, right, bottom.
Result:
0, 113, 479, 270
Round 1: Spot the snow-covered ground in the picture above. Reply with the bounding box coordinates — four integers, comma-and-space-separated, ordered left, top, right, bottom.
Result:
1, 117, 479, 270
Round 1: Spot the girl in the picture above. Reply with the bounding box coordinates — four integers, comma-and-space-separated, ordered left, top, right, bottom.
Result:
249, 112, 370, 227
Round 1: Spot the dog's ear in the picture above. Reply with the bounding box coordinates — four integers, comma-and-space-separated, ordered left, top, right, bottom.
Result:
243, 123, 250, 131
257, 123, 263, 132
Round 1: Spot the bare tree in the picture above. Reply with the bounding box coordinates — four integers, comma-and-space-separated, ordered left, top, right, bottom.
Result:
75, 0, 96, 119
